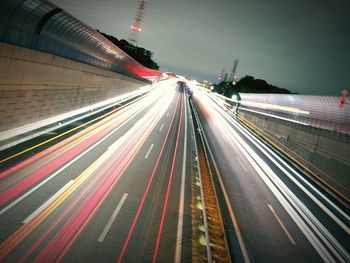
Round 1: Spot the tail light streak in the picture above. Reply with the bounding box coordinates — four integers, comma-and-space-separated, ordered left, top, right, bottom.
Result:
117, 93, 182, 263
152, 93, 183, 263
0, 87, 177, 261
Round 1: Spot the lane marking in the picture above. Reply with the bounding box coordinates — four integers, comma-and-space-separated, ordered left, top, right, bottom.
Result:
213, 92, 350, 229
229, 115, 350, 232
268, 204, 296, 245
0, 107, 144, 216
144, 144, 154, 159
200, 91, 349, 261
98, 193, 128, 242
22, 95, 170, 260
199, 93, 350, 261
0, 94, 146, 163
166, 112, 169, 117
0, 88, 175, 261
217, 107, 342, 261
23, 180, 74, 224
159, 123, 164, 132
175, 92, 187, 263
153, 93, 184, 263
117, 95, 181, 263
236, 156, 248, 172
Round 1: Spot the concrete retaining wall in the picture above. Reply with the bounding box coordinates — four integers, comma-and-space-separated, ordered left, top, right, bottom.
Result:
0, 42, 146, 132
239, 110, 350, 196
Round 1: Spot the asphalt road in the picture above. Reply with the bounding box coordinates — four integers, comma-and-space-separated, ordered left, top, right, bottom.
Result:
0, 79, 193, 263
192, 88, 350, 263
2, 79, 349, 263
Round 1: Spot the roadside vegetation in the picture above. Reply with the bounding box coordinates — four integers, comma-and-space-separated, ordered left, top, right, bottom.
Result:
213, 75, 292, 97
97, 30, 159, 70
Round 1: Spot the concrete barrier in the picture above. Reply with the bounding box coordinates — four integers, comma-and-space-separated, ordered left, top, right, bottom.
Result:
239, 110, 350, 198
0, 42, 146, 132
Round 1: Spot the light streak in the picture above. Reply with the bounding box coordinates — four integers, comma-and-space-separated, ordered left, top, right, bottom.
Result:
0, 84, 154, 146
22, 180, 74, 224
0, 104, 146, 215
117, 93, 181, 263
153, 93, 183, 263
239, 100, 310, 115
0, 84, 177, 261
0, 85, 173, 207
31, 87, 175, 262
225, 115, 350, 234
210, 92, 310, 115
175, 91, 188, 263
195, 90, 350, 262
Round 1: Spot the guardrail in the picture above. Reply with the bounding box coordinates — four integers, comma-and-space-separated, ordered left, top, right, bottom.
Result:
0, 0, 161, 82
189, 96, 231, 262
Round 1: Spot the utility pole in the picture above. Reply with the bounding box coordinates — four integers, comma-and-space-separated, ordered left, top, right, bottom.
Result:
128, 0, 147, 47
229, 59, 239, 84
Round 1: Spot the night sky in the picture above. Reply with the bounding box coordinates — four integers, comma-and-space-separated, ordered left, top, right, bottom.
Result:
51, 0, 350, 95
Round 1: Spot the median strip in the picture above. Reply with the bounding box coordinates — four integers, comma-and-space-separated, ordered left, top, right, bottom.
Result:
189, 98, 231, 263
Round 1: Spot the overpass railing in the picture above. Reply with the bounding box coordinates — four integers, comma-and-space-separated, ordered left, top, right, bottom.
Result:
0, 0, 161, 82
230, 93, 350, 135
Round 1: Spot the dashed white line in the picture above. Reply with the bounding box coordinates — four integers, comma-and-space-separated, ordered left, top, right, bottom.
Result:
166, 112, 170, 117
98, 193, 128, 242
23, 180, 74, 224
236, 156, 248, 172
268, 204, 296, 245
144, 144, 154, 159
159, 123, 164, 132
0, 107, 143, 216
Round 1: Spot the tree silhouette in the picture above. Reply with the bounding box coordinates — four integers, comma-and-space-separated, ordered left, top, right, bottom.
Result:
213, 75, 292, 96
97, 30, 159, 70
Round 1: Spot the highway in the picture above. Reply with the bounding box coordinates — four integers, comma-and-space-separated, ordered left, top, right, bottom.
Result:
191, 87, 350, 263
1, 78, 349, 263
0, 79, 193, 262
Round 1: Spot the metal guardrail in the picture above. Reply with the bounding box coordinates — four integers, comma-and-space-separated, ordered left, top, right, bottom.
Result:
0, 0, 161, 81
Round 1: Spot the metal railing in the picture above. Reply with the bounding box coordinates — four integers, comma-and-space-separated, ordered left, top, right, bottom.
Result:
0, 0, 161, 81
228, 93, 350, 134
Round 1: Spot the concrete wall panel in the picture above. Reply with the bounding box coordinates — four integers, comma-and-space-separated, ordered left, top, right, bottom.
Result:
239, 111, 350, 196
0, 42, 146, 131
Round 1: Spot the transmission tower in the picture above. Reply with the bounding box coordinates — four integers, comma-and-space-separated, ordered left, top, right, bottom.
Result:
229, 59, 239, 83
128, 0, 147, 47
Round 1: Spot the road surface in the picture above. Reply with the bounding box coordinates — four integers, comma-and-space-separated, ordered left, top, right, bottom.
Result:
192, 87, 349, 263
0, 79, 193, 262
